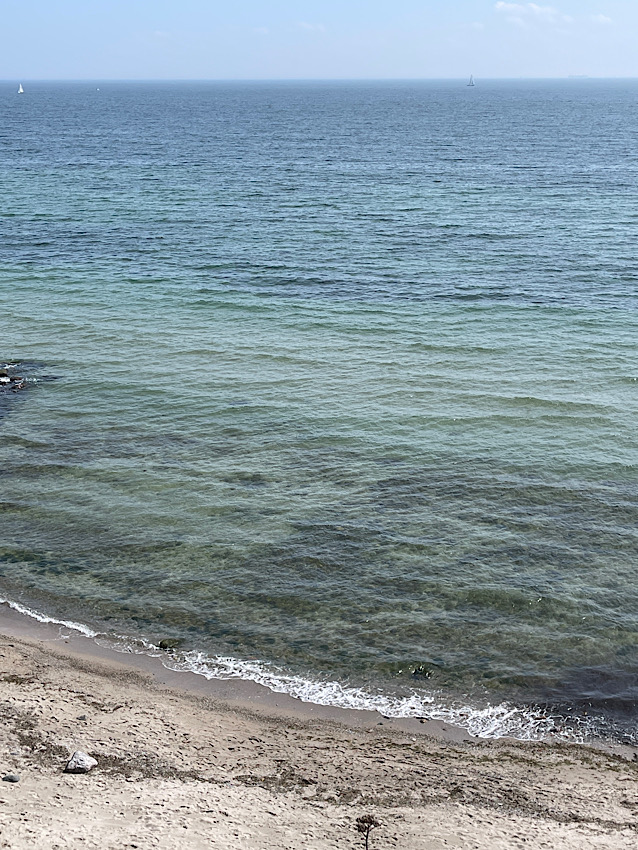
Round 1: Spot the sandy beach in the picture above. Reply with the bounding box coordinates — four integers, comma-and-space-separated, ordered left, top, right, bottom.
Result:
0, 610, 636, 849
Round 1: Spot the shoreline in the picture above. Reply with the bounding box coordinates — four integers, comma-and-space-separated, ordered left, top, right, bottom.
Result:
1, 608, 637, 848
1, 598, 636, 752
0, 601, 475, 744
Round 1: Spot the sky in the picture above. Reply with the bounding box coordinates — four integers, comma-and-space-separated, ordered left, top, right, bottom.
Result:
1, 0, 636, 80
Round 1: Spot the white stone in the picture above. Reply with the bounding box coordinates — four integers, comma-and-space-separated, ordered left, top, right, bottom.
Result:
65, 751, 98, 773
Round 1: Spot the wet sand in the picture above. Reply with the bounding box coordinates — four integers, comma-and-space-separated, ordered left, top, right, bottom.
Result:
0, 606, 637, 849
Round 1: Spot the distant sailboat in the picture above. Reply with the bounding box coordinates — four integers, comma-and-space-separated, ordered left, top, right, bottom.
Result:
467, 75, 475, 87
18, 83, 24, 94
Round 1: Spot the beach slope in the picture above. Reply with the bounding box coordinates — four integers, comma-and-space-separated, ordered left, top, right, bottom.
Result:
0, 632, 637, 849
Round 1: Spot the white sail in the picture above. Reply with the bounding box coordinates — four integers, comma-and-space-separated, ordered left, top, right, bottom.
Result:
18, 83, 24, 94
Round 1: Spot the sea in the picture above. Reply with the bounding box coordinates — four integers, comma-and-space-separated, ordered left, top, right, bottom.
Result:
1, 79, 637, 743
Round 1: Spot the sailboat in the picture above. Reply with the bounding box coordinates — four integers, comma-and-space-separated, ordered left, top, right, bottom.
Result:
18, 83, 24, 94
467, 75, 475, 87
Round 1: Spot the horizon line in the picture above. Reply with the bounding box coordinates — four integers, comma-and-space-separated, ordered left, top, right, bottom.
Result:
3, 75, 638, 83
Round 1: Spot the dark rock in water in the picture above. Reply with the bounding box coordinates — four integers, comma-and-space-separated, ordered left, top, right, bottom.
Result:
2, 774, 20, 783
158, 639, 181, 651
0, 373, 25, 390
64, 752, 97, 774
0, 363, 26, 391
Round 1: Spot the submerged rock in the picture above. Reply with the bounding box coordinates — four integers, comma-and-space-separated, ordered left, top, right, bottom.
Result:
64, 752, 98, 774
158, 638, 181, 651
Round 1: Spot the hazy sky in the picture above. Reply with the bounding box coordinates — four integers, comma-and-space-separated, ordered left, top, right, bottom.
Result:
2, 0, 636, 80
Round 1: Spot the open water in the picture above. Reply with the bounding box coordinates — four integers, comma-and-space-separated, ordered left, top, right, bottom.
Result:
1, 79, 637, 741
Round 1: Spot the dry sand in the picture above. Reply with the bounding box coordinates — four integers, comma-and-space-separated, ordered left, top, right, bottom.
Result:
0, 620, 637, 849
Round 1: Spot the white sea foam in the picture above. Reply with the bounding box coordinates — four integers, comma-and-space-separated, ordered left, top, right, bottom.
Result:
166, 650, 579, 742
0, 597, 99, 639
0, 596, 586, 742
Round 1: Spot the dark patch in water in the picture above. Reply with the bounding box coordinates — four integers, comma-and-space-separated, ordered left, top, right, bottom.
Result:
540, 667, 638, 718
525, 668, 638, 743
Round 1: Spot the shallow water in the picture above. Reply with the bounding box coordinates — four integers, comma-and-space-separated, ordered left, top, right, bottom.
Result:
1, 80, 637, 740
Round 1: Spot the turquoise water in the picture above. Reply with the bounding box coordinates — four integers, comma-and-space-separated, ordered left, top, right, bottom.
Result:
1, 80, 637, 740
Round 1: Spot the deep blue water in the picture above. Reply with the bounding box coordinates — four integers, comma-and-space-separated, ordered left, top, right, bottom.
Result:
1, 80, 637, 740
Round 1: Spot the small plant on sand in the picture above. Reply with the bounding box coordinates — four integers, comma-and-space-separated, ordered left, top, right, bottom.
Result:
355, 814, 380, 850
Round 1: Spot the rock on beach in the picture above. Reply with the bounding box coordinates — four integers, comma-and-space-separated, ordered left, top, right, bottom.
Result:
64, 752, 98, 774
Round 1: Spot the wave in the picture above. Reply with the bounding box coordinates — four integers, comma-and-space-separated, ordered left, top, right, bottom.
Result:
0, 595, 597, 744
0, 596, 100, 639
166, 651, 589, 742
